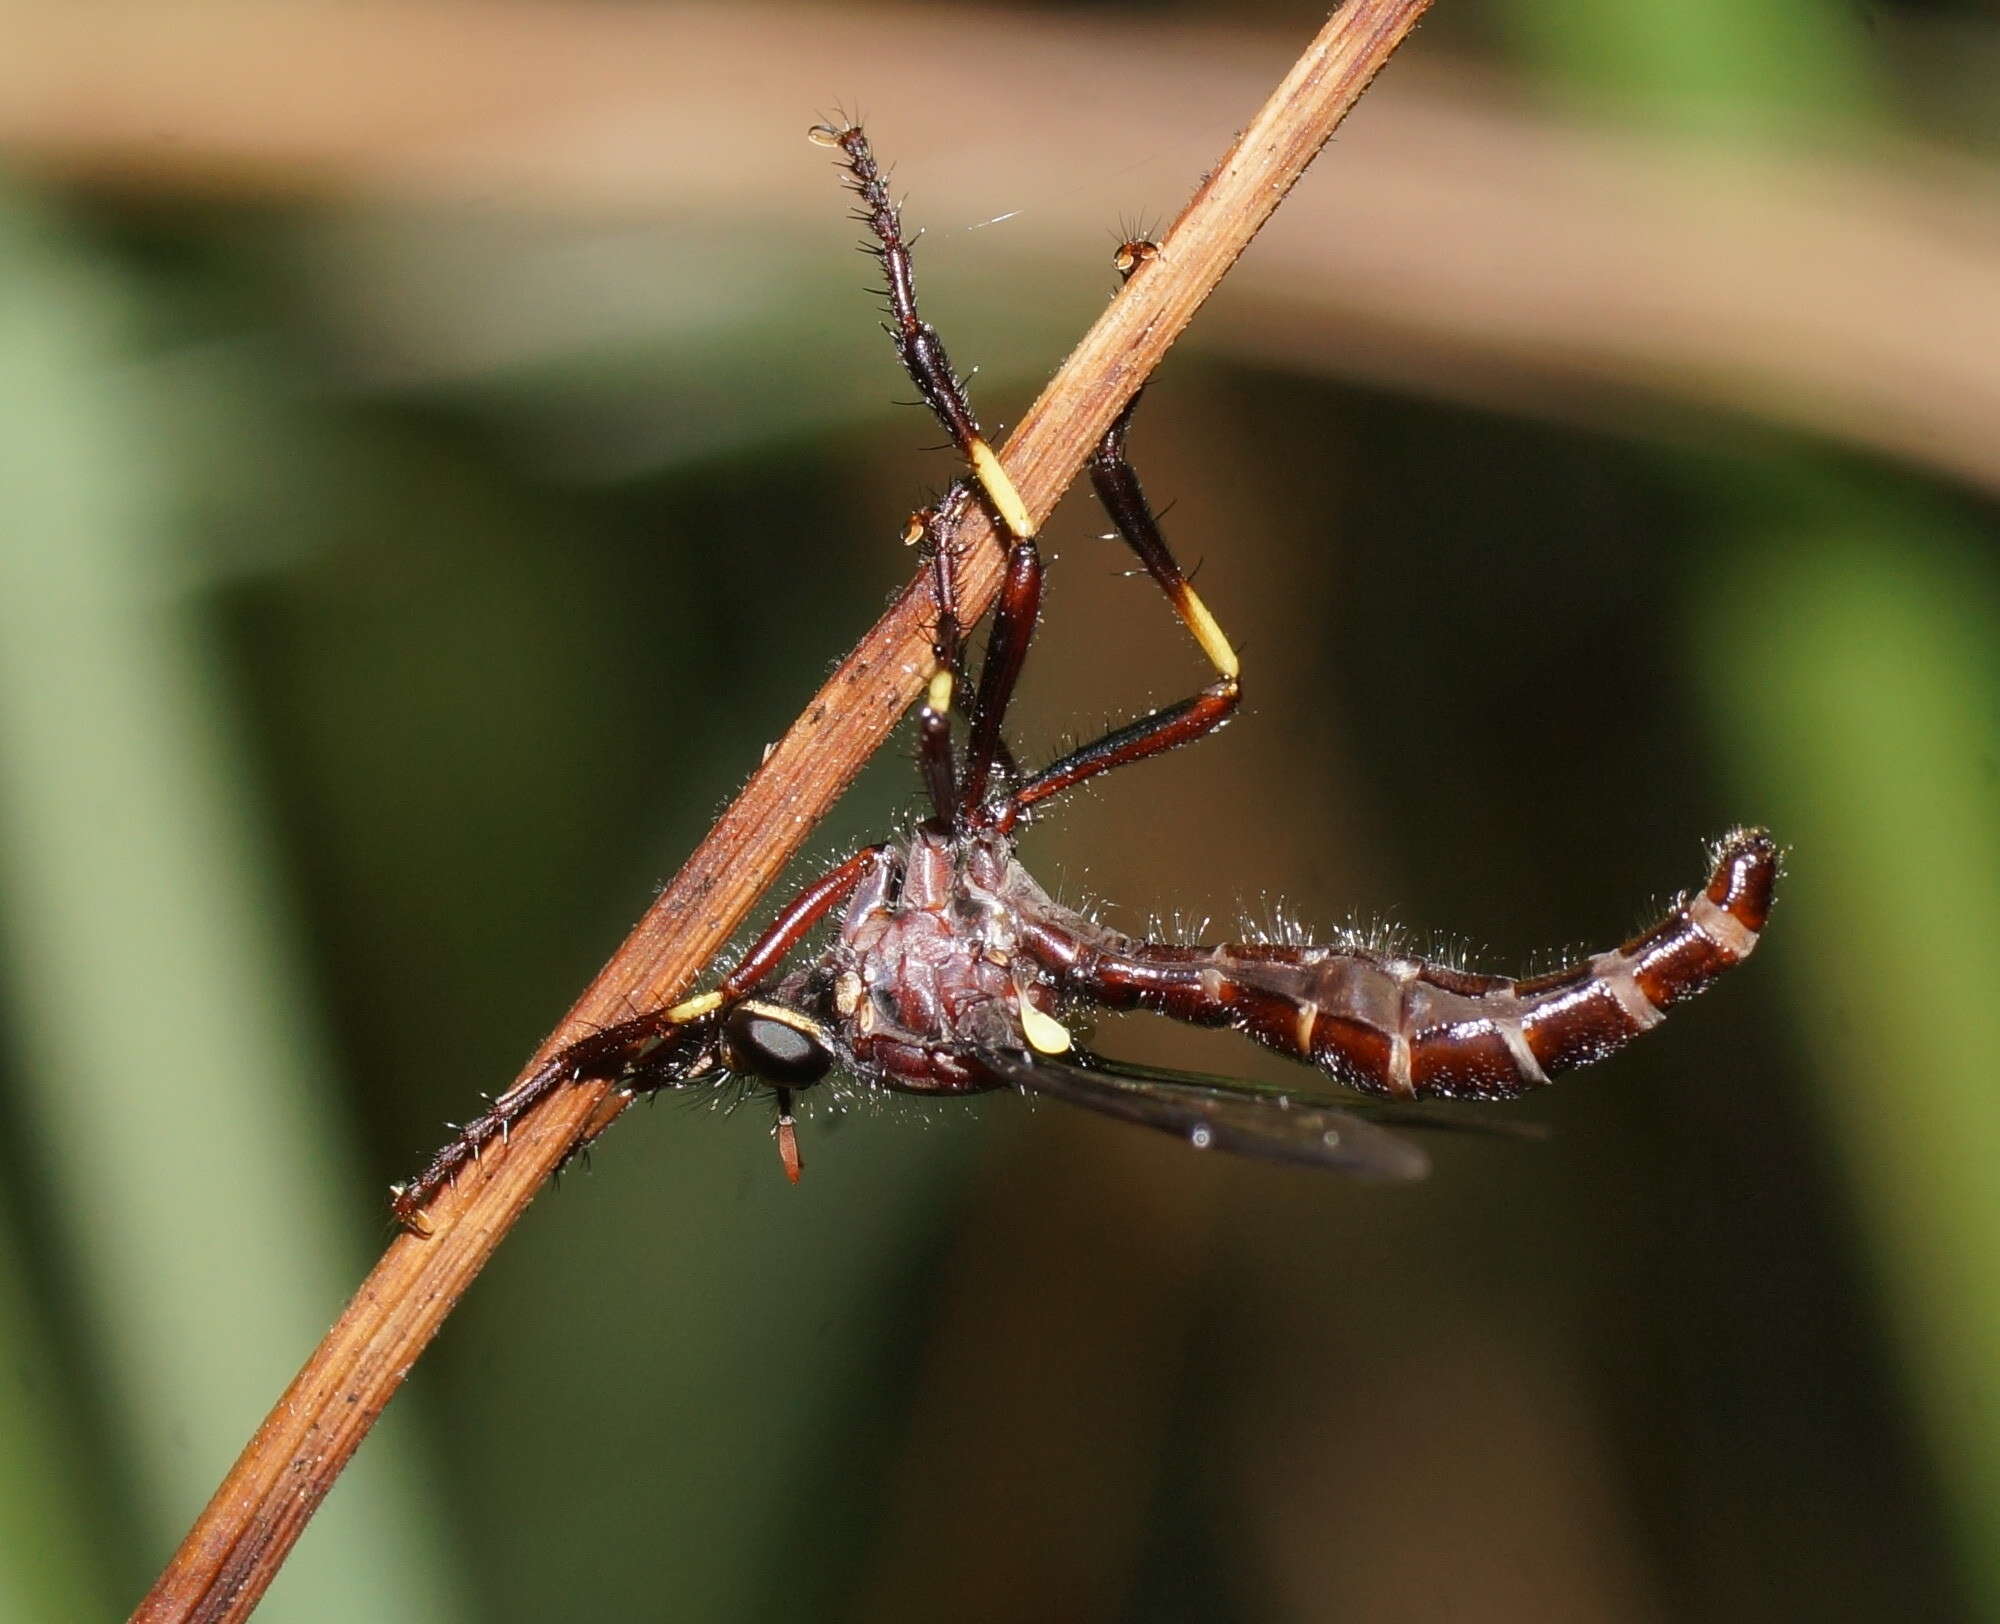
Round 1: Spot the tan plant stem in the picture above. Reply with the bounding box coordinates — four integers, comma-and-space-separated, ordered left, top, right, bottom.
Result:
129, 3, 1433, 1618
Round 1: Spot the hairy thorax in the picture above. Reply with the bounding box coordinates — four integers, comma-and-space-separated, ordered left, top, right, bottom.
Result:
828, 825, 1060, 1094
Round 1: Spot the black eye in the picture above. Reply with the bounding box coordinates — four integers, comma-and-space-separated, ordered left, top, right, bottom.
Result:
722, 1006, 833, 1086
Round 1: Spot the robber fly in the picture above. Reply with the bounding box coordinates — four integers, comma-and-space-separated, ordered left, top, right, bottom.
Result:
391, 123, 1776, 1229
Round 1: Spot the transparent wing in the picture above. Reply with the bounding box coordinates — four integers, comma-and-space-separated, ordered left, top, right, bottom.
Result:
1069, 1050, 1551, 1143
979, 1048, 1431, 1181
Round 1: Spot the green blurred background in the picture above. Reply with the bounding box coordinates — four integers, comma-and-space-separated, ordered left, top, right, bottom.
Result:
2, 0, 1997, 1619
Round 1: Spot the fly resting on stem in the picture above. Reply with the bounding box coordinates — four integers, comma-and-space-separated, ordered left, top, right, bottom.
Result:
391, 123, 1777, 1233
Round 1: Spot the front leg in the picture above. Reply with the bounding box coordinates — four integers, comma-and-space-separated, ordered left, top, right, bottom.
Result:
391, 844, 891, 1230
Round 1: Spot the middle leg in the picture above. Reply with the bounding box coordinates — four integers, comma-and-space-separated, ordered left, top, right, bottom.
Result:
999, 245, 1246, 826
814, 132, 1242, 826
812, 120, 1047, 823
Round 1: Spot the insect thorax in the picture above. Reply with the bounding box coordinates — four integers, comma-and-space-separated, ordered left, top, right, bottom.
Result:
805, 825, 1060, 1096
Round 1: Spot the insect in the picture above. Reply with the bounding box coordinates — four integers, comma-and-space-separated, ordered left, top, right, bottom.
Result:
392, 123, 1777, 1230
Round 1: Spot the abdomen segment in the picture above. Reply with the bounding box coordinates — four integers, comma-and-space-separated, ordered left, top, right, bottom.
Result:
1028, 829, 1779, 1102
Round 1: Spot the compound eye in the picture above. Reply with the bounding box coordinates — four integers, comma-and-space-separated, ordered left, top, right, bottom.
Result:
722, 1005, 833, 1086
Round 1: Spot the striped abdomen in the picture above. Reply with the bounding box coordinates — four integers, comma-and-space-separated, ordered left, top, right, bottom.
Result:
1023, 829, 1777, 1101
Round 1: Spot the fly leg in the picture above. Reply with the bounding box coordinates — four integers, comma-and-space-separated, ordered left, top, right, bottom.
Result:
389, 1009, 708, 1233
912, 486, 972, 822
810, 121, 1042, 824
993, 243, 1242, 828
812, 131, 1211, 829
993, 438, 1239, 824
912, 484, 1024, 821
1089, 240, 1242, 691
392, 845, 890, 1229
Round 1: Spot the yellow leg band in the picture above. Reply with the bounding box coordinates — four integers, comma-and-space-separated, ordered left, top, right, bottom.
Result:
666, 991, 723, 1023
969, 440, 1033, 541
1180, 588, 1241, 681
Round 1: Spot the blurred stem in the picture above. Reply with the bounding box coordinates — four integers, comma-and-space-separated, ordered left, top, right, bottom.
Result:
1506, 0, 1991, 1601
0, 193, 467, 1620
1699, 475, 2000, 1613
0, 1215, 108, 1622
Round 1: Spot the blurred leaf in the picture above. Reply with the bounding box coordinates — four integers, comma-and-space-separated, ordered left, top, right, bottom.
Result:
1699, 464, 2000, 1615
1504, 0, 1881, 139
0, 188, 470, 1620
0, 1215, 108, 1622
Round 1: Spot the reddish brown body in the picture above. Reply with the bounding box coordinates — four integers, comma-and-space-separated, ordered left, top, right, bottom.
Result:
1021, 827, 1776, 1100
825, 831, 1053, 1094
391, 121, 1780, 1226
780, 825, 1778, 1106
